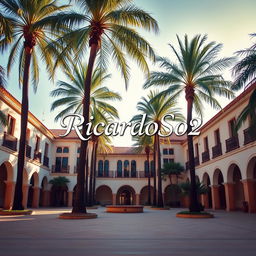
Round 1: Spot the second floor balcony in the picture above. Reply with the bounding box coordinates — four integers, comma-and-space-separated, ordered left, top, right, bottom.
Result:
2, 132, 17, 151
244, 127, 256, 145
226, 135, 239, 153
52, 165, 70, 173
212, 143, 222, 158
202, 151, 210, 163
33, 151, 42, 163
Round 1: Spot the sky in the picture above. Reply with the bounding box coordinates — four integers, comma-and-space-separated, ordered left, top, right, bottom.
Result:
1, 0, 256, 146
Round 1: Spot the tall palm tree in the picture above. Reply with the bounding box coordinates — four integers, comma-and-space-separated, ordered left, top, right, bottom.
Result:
144, 35, 234, 212
50, 0, 159, 213
132, 91, 184, 207
133, 135, 153, 205
50, 63, 121, 207
0, 0, 70, 210
0, 65, 7, 126
232, 34, 256, 133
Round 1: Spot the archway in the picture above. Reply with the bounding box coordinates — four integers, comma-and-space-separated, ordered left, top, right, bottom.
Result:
27, 172, 39, 208
164, 184, 182, 207
39, 177, 48, 207
213, 169, 226, 209
116, 185, 135, 205
246, 156, 256, 212
140, 186, 153, 205
95, 185, 112, 205
50, 184, 68, 207
0, 163, 7, 208
202, 172, 212, 208
227, 164, 245, 210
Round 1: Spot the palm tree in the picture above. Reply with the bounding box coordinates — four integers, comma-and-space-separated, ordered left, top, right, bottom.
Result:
232, 34, 256, 134
133, 135, 153, 205
132, 91, 184, 207
0, 65, 7, 126
144, 35, 234, 212
49, 0, 159, 213
162, 162, 184, 184
0, 0, 70, 210
50, 63, 121, 207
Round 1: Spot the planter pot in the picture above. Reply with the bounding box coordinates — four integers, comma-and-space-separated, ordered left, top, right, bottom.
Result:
106, 205, 144, 213
176, 212, 214, 218
59, 212, 97, 219
0, 210, 33, 216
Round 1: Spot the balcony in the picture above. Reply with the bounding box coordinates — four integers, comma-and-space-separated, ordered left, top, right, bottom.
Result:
244, 127, 256, 145
226, 135, 239, 152
194, 156, 200, 166
26, 144, 32, 158
52, 165, 70, 173
2, 132, 17, 151
33, 151, 42, 163
97, 170, 115, 178
202, 151, 210, 163
212, 143, 222, 158
43, 156, 49, 167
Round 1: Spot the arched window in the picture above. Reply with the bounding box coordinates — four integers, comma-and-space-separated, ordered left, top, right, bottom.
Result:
124, 160, 129, 177
131, 160, 136, 177
63, 147, 69, 153
104, 160, 109, 177
98, 160, 103, 177
117, 160, 122, 177
56, 147, 62, 153
150, 160, 155, 176
144, 160, 149, 177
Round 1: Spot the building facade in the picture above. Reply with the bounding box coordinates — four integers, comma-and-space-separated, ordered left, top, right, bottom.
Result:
0, 84, 255, 212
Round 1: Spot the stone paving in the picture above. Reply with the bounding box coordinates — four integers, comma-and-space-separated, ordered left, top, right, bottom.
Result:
0, 207, 256, 256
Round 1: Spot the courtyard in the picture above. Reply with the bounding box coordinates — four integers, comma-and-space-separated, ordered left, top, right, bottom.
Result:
0, 208, 256, 256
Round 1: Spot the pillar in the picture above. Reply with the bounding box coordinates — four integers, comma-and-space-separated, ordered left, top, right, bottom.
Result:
135, 194, 140, 205
32, 187, 40, 208
224, 183, 235, 211
67, 191, 73, 207
181, 195, 190, 208
22, 184, 29, 208
4, 181, 15, 209
42, 190, 50, 207
211, 185, 220, 210
201, 193, 209, 209
112, 193, 116, 205
242, 179, 256, 213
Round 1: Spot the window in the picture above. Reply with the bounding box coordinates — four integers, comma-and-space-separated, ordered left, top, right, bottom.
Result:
204, 137, 209, 151
63, 147, 69, 153
195, 143, 199, 157
7, 115, 15, 135
228, 118, 237, 137
163, 148, 174, 155
214, 129, 221, 145
124, 160, 129, 177
131, 160, 136, 177
163, 158, 174, 164
55, 157, 69, 172
169, 148, 174, 155
77, 147, 80, 153
44, 143, 49, 157
35, 136, 40, 152
163, 148, 168, 155
150, 160, 155, 176
56, 147, 62, 153
104, 160, 109, 177
98, 160, 103, 177
117, 160, 122, 177
26, 129, 30, 144
144, 160, 149, 177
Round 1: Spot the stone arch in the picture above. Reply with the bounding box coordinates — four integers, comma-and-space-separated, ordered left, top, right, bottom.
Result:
164, 184, 182, 207
139, 185, 154, 205
246, 155, 256, 180
202, 172, 212, 208
95, 185, 112, 206
50, 183, 68, 207
23, 168, 29, 185
39, 176, 48, 207
212, 169, 226, 209
0, 162, 12, 208
116, 185, 136, 205
0, 161, 13, 182
27, 172, 39, 208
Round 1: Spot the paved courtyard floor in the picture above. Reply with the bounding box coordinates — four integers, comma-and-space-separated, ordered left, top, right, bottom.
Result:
0, 207, 256, 256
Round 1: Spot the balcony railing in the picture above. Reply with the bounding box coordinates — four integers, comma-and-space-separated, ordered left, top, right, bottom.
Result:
94, 170, 148, 178
97, 170, 115, 178
194, 156, 199, 166
2, 132, 17, 151
212, 143, 222, 158
43, 156, 49, 167
52, 165, 70, 173
202, 151, 210, 163
244, 127, 256, 145
26, 144, 32, 158
34, 151, 42, 163
226, 135, 239, 152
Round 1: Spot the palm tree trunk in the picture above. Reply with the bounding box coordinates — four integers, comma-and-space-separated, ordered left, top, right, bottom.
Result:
85, 152, 89, 204
186, 88, 200, 212
156, 134, 164, 207
12, 49, 32, 210
88, 142, 95, 206
147, 152, 151, 205
92, 141, 98, 205
153, 141, 157, 206
72, 43, 98, 213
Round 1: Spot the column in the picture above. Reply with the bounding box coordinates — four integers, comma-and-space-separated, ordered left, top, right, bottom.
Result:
135, 194, 140, 205
22, 184, 29, 209
32, 187, 40, 208
224, 183, 235, 211
67, 191, 73, 207
112, 193, 116, 205
201, 193, 209, 209
42, 190, 50, 207
4, 181, 15, 209
211, 185, 220, 210
242, 179, 256, 213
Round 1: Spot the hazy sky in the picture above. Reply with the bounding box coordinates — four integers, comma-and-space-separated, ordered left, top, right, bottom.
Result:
1, 0, 256, 146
